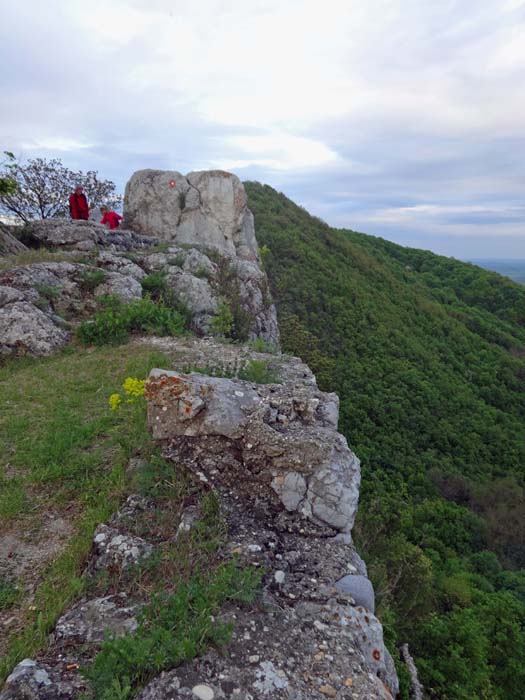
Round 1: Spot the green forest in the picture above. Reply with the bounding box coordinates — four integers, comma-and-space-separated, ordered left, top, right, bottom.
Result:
245, 182, 525, 700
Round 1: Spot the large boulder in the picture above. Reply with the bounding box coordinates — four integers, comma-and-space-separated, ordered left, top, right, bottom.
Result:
21, 219, 103, 250
124, 169, 259, 260
146, 369, 360, 533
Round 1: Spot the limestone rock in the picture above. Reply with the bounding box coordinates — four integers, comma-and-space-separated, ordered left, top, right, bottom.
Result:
94, 270, 142, 302
334, 574, 375, 612
181, 248, 218, 277
0, 261, 81, 303
0, 659, 83, 700
21, 218, 157, 252
137, 336, 310, 386
124, 169, 258, 261
0, 301, 69, 356
137, 594, 394, 700
22, 219, 102, 248
0, 285, 26, 307
95, 251, 147, 280
92, 524, 153, 570
54, 593, 142, 644
123, 170, 279, 344
342, 606, 400, 697
146, 368, 360, 533
0, 226, 26, 255
165, 268, 218, 333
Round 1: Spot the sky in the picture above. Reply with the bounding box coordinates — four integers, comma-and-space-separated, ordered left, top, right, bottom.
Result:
1, 0, 524, 259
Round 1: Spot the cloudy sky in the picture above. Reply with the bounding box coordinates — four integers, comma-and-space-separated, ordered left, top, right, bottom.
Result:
1, 0, 524, 258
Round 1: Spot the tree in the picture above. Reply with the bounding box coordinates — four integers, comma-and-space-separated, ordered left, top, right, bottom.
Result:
0, 154, 122, 223
0, 152, 17, 197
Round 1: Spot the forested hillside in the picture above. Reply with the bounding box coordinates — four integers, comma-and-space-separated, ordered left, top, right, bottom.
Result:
245, 182, 525, 700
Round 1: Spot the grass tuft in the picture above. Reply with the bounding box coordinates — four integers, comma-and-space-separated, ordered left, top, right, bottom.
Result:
77, 297, 185, 346
85, 561, 261, 700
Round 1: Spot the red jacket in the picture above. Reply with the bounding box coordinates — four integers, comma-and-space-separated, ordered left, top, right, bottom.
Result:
69, 192, 89, 220
100, 211, 122, 230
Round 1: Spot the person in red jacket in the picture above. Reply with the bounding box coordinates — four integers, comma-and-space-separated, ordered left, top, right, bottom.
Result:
69, 186, 89, 220
100, 205, 123, 231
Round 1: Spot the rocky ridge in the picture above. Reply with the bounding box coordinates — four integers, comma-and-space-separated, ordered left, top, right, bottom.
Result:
0, 170, 279, 355
0, 171, 400, 699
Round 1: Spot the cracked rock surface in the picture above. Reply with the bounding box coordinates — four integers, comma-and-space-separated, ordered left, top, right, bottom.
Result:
146, 367, 360, 533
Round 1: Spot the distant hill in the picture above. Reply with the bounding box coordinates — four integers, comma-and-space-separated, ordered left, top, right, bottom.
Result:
467, 259, 525, 285
245, 181, 525, 700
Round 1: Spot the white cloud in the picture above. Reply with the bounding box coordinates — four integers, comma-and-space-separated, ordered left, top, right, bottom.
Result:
2, 0, 525, 256
211, 132, 339, 171
21, 137, 95, 152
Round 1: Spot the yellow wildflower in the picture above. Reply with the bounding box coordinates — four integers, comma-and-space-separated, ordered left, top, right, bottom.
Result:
109, 393, 122, 410
122, 377, 146, 397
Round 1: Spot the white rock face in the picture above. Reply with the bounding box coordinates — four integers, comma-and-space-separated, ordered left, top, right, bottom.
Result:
124, 169, 259, 260
127, 176, 280, 344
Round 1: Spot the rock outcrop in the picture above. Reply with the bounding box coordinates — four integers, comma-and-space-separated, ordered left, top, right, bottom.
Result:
20, 219, 158, 252
140, 354, 398, 698
124, 169, 278, 342
124, 170, 258, 260
0, 170, 279, 353
0, 226, 26, 255
146, 369, 360, 533
0, 261, 141, 356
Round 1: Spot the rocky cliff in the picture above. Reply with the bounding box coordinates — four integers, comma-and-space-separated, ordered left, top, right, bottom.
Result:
0, 171, 399, 700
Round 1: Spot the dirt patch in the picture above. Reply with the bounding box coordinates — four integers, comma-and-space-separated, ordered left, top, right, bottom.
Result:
0, 514, 74, 655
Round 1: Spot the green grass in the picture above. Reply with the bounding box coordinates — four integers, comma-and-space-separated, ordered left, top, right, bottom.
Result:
84, 461, 261, 700
0, 343, 173, 681
248, 338, 279, 354
238, 358, 279, 384
0, 341, 263, 689
183, 358, 279, 384
77, 296, 185, 346
79, 268, 106, 292
0, 576, 20, 611
86, 560, 261, 700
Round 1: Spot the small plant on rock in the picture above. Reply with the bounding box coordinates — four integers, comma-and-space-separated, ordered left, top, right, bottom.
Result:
79, 268, 106, 293
140, 271, 168, 300
34, 283, 59, 301
248, 338, 279, 354
85, 561, 261, 700
168, 254, 185, 268
238, 359, 279, 384
211, 301, 233, 337
194, 265, 210, 279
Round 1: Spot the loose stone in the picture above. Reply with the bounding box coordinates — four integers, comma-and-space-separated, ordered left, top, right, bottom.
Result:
192, 684, 214, 700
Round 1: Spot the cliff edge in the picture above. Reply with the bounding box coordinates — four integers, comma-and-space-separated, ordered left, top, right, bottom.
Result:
0, 172, 399, 700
